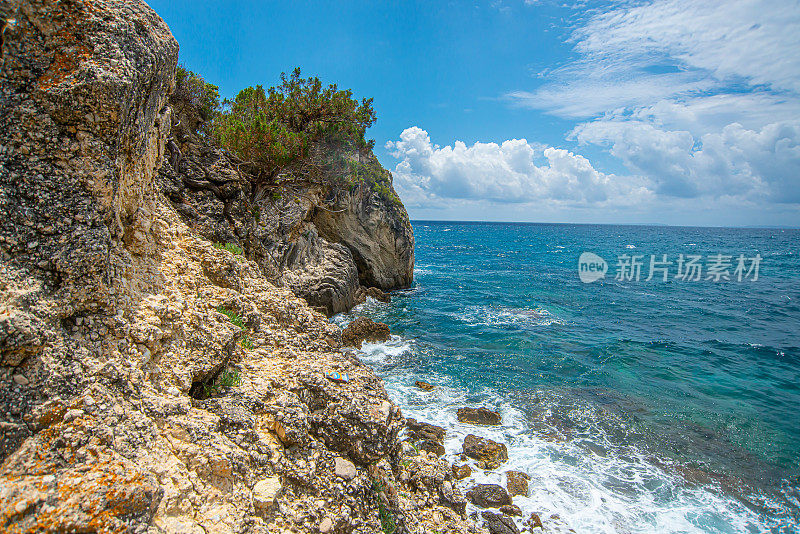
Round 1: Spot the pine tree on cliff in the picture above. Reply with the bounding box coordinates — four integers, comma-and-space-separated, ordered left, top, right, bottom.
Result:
212, 67, 376, 185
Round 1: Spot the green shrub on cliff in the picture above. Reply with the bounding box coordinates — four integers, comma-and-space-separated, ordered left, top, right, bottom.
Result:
174, 65, 220, 135
348, 157, 402, 207
213, 68, 376, 183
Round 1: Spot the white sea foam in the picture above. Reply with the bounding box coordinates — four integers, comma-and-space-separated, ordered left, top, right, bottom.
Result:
351, 335, 774, 534
459, 305, 564, 328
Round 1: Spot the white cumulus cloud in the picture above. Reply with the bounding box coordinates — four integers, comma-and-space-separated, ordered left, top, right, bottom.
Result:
385, 127, 649, 208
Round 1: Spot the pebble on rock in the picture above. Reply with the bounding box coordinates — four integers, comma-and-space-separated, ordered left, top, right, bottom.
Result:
12, 374, 29, 386
253, 477, 282, 509
334, 457, 357, 480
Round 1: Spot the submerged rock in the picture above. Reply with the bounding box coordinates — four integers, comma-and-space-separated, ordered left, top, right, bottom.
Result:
467, 484, 513, 508
341, 316, 391, 347
415, 380, 435, 391
463, 434, 509, 469
457, 406, 502, 425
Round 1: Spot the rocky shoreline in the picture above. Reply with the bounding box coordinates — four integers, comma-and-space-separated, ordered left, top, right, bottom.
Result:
0, 1, 548, 533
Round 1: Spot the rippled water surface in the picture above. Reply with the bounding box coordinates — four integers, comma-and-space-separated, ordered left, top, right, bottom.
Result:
334, 221, 800, 533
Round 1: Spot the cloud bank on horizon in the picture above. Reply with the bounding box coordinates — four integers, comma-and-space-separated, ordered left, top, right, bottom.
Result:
387, 0, 800, 225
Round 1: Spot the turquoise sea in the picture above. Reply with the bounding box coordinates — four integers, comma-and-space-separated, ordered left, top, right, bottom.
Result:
334, 221, 800, 533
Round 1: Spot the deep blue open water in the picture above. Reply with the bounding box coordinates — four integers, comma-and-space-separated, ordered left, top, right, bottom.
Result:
334, 221, 800, 533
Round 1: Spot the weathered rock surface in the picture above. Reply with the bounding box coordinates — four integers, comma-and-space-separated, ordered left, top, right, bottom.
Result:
453, 464, 473, 480
499, 504, 522, 517
315, 184, 414, 290
458, 407, 502, 426
406, 418, 446, 443
466, 484, 513, 508
356, 285, 391, 304
0, 2, 473, 534
334, 457, 357, 480
341, 316, 391, 348
481, 511, 520, 534
253, 477, 282, 509
524, 512, 544, 530
506, 470, 530, 497
463, 434, 509, 469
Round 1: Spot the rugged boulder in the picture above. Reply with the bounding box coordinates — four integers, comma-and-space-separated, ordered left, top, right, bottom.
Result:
406, 418, 446, 443
499, 504, 522, 517
452, 464, 473, 480
463, 434, 509, 469
466, 484, 513, 508
341, 316, 391, 347
506, 470, 530, 497
481, 511, 520, 534
458, 406, 502, 426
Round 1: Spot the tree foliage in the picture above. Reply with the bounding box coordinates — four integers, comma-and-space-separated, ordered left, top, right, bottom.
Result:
213, 68, 376, 182
174, 65, 220, 124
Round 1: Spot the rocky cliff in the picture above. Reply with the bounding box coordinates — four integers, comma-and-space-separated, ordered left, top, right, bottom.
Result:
0, 2, 473, 534
160, 77, 414, 316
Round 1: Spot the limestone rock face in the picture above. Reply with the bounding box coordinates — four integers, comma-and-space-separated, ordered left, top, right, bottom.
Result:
159, 110, 413, 316
0, 2, 472, 533
314, 179, 414, 290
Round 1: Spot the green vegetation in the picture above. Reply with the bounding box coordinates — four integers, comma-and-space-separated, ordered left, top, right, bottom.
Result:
348, 157, 402, 206
203, 368, 241, 398
176, 66, 398, 205
174, 65, 220, 137
239, 335, 253, 350
212, 67, 376, 183
216, 305, 245, 329
213, 242, 244, 256
371, 480, 396, 534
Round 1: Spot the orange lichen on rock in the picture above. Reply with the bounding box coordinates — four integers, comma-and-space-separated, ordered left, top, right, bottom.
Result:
36, 41, 92, 91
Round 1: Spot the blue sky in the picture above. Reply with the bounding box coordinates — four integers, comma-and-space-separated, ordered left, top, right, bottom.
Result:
149, 0, 800, 227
